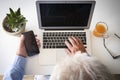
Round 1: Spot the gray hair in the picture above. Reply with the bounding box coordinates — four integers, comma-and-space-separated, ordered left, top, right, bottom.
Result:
50, 53, 114, 80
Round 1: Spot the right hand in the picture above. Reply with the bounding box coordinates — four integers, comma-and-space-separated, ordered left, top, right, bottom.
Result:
65, 36, 86, 56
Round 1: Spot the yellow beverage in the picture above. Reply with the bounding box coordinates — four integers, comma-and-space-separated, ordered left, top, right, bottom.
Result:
93, 22, 107, 37
96, 23, 106, 33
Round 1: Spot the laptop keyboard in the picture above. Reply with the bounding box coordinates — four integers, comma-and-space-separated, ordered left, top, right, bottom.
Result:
43, 32, 86, 48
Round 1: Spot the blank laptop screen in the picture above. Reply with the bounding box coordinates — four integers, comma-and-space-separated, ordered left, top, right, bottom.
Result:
36, 1, 95, 29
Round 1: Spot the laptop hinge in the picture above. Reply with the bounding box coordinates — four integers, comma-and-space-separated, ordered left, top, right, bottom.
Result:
44, 29, 84, 31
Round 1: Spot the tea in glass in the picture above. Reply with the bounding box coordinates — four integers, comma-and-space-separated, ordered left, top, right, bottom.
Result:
93, 22, 108, 37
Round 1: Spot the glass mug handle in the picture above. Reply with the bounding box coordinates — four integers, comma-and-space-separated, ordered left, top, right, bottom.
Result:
100, 22, 109, 38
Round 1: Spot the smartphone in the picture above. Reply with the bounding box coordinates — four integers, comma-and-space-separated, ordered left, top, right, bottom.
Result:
22, 30, 40, 56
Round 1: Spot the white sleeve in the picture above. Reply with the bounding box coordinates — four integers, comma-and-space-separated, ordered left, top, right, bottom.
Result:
50, 51, 114, 80
34, 75, 50, 80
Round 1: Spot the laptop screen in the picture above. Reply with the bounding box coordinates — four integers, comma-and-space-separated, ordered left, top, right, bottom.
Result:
36, 1, 95, 29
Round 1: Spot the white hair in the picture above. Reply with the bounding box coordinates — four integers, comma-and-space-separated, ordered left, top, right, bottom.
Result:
49, 52, 114, 80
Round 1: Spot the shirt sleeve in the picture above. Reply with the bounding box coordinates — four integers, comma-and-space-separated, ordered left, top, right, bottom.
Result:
3, 55, 26, 80
34, 75, 50, 80
50, 51, 114, 80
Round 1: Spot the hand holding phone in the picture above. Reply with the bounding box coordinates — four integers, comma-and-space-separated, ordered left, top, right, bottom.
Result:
22, 30, 40, 56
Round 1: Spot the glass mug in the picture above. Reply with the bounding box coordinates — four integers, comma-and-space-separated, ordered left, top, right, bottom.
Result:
93, 22, 108, 38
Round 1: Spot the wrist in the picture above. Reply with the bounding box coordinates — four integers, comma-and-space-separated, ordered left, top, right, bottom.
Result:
81, 51, 87, 54
75, 51, 87, 55
16, 52, 27, 58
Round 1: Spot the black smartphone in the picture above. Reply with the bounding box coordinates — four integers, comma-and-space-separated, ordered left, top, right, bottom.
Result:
22, 30, 40, 56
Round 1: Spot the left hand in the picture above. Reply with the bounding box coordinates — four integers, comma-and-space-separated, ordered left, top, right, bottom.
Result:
16, 35, 40, 57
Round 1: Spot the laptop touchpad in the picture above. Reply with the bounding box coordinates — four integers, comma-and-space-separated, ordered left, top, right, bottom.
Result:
38, 49, 56, 66
56, 49, 67, 63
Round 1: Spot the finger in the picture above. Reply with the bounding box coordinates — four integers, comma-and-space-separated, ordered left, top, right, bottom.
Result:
76, 37, 84, 48
35, 37, 40, 43
20, 35, 24, 42
65, 48, 71, 56
35, 34, 37, 37
37, 42, 41, 48
76, 37, 86, 52
36, 39, 41, 47
36, 40, 40, 45
71, 36, 79, 45
65, 40, 72, 51
76, 37, 83, 45
19, 35, 25, 46
68, 37, 76, 46
36, 38, 40, 42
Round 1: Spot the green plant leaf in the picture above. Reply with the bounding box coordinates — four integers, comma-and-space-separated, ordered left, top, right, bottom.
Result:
9, 8, 15, 17
6, 14, 10, 18
16, 8, 21, 16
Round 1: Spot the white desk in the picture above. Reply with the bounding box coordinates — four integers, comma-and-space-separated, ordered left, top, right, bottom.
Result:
0, 0, 120, 75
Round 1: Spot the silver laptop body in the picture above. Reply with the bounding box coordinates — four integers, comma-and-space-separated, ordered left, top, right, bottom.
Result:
36, 0, 96, 65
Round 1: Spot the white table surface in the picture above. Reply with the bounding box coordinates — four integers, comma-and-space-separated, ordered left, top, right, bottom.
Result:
0, 0, 120, 75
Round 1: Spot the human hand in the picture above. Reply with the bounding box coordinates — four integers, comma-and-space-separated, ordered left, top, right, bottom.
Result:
16, 35, 40, 57
65, 36, 86, 56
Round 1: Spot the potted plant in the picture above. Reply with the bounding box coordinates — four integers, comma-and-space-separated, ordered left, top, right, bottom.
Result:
2, 8, 27, 36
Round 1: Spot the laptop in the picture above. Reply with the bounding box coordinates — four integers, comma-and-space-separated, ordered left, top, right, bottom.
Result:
36, 0, 96, 65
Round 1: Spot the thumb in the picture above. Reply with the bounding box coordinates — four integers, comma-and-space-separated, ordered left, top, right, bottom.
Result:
19, 35, 25, 47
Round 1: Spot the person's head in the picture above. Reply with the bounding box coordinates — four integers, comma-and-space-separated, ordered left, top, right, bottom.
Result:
50, 55, 114, 80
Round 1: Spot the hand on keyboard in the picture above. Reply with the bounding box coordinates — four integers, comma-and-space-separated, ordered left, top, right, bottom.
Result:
65, 36, 86, 55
